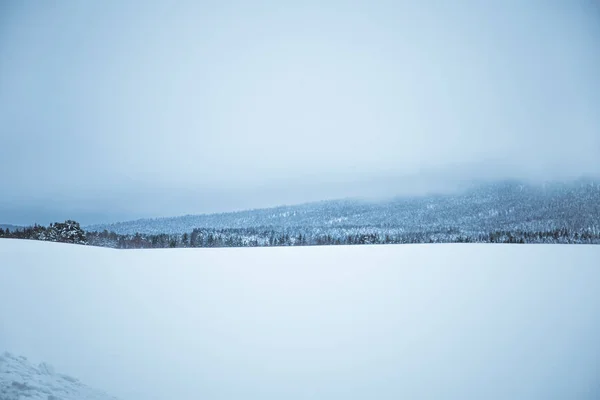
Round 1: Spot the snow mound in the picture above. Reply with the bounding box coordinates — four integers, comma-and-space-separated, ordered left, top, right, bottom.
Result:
0, 352, 119, 400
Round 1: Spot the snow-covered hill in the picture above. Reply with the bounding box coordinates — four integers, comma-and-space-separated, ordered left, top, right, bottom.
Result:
85, 180, 600, 236
0, 351, 119, 400
1, 239, 599, 399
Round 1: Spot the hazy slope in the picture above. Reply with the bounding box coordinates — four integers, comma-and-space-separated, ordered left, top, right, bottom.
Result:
1, 239, 599, 399
85, 180, 600, 235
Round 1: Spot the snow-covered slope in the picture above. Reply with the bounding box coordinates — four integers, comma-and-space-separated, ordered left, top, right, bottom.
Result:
1, 239, 600, 399
0, 352, 119, 400
85, 180, 600, 235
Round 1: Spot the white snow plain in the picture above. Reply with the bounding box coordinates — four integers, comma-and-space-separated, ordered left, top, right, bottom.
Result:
1, 239, 599, 399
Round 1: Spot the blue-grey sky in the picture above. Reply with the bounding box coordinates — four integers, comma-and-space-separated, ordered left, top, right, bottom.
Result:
1, 1, 599, 225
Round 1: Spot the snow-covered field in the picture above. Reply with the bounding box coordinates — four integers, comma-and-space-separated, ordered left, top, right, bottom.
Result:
1, 239, 599, 400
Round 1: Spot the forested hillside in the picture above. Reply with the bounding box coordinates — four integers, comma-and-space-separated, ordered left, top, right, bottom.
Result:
82, 180, 600, 248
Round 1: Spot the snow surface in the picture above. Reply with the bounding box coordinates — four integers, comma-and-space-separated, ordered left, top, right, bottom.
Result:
0, 351, 119, 400
1, 239, 600, 399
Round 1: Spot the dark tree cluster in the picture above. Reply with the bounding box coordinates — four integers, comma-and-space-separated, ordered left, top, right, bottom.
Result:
0, 220, 87, 245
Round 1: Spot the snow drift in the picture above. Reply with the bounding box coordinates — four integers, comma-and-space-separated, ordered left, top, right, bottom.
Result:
1, 239, 599, 399
0, 351, 119, 400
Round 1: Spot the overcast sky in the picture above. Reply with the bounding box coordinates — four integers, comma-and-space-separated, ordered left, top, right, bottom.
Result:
1, 1, 599, 225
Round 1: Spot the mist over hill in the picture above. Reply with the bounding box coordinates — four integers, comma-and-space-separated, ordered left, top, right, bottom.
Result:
85, 180, 600, 237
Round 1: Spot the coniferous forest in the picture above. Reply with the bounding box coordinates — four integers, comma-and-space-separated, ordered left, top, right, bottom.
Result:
3, 181, 600, 249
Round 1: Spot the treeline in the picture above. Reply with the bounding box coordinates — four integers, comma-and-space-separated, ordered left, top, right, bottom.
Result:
0, 220, 87, 244
85, 225, 600, 249
3, 220, 600, 249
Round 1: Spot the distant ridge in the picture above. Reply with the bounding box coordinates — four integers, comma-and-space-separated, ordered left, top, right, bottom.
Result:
85, 180, 600, 236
